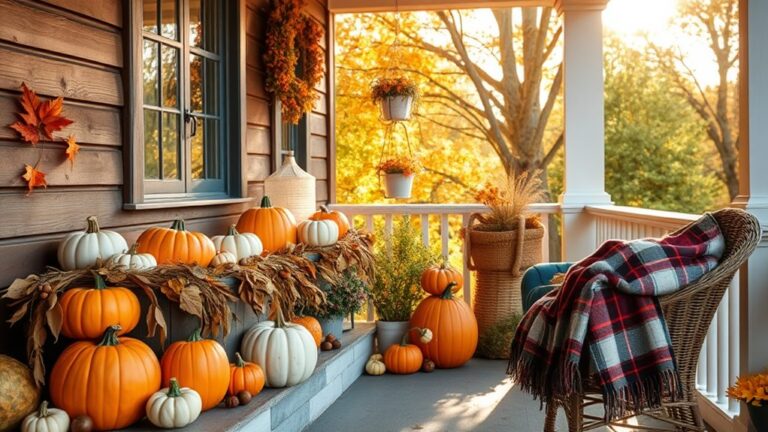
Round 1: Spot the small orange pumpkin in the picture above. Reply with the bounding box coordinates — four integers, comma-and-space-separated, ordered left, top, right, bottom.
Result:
236, 196, 297, 253
229, 353, 265, 397
49, 325, 161, 431
136, 218, 216, 266
309, 205, 351, 237
59, 272, 140, 339
383, 334, 423, 375
292, 315, 323, 347
420, 261, 463, 296
410, 282, 478, 368
160, 328, 230, 411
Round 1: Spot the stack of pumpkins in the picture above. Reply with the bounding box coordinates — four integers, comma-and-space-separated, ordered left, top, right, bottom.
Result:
368, 262, 479, 376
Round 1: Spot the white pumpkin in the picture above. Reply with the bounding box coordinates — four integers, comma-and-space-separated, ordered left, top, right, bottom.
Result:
21, 401, 69, 432
57, 216, 128, 270
365, 358, 386, 376
210, 250, 237, 267
297, 219, 339, 247
211, 225, 263, 260
146, 377, 202, 429
241, 307, 318, 388
107, 243, 157, 270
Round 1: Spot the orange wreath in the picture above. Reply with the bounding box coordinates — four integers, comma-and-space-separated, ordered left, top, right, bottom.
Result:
264, 0, 325, 124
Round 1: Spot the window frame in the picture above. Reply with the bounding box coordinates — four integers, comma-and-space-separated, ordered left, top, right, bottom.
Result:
124, 0, 248, 209
272, 100, 310, 171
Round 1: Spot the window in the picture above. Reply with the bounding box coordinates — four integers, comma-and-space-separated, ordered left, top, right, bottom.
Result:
126, 0, 245, 207
274, 110, 309, 170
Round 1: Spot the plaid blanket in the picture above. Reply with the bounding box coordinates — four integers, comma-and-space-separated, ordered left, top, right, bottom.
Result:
507, 213, 725, 419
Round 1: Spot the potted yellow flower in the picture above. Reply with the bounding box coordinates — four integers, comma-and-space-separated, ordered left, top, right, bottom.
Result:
377, 157, 419, 199
727, 373, 768, 430
371, 77, 418, 121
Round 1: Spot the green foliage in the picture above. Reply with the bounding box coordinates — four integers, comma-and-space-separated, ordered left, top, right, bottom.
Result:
476, 313, 522, 359
303, 271, 370, 319
371, 217, 436, 321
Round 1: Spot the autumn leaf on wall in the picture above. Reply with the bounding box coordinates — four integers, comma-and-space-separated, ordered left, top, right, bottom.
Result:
9, 82, 73, 144
64, 135, 79, 168
38, 96, 73, 140
22, 164, 47, 195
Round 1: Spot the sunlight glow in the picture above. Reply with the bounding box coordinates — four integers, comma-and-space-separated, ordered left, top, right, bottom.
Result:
604, 0, 679, 38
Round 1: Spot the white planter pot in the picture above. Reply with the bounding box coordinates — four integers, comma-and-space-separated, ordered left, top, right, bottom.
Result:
380, 96, 414, 121
383, 173, 415, 199
376, 320, 410, 353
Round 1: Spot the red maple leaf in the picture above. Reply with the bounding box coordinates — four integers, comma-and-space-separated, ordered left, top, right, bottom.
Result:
64, 135, 79, 168
22, 164, 47, 195
38, 97, 73, 140
18, 83, 40, 126
8, 83, 73, 144
10, 122, 40, 145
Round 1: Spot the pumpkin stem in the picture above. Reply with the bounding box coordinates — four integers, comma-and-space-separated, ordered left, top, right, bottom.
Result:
38, 400, 49, 418
319, 205, 330, 213
400, 331, 411, 346
167, 378, 182, 398
170, 218, 186, 231
235, 352, 246, 368
92, 271, 107, 290
260, 195, 272, 208
127, 243, 139, 255
441, 282, 457, 299
85, 216, 100, 233
228, 224, 239, 236
273, 297, 287, 328
188, 327, 203, 342
98, 325, 121, 346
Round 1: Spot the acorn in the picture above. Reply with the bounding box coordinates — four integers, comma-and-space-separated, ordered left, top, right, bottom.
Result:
226, 394, 240, 408
422, 359, 435, 373
71, 415, 94, 432
237, 390, 252, 406
331, 339, 341, 350
320, 341, 333, 351
325, 333, 336, 343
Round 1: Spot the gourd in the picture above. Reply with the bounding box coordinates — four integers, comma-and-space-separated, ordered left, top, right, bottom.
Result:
57, 216, 128, 270
107, 243, 157, 271
21, 401, 69, 432
383, 334, 423, 375
136, 218, 216, 266
0, 355, 40, 432
229, 353, 265, 397
309, 206, 351, 238
145, 378, 202, 429
241, 304, 317, 388
59, 272, 140, 339
160, 328, 230, 411
292, 315, 323, 347
211, 225, 263, 260
365, 357, 386, 376
235, 196, 297, 253
297, 219, 339, 247
420, 261, 463, 296
410, 283, 478, 368
210, 251, 237, 267
49, 325, 161, 431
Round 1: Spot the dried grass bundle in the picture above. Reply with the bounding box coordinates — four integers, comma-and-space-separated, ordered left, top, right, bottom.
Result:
474, 170, 545, 232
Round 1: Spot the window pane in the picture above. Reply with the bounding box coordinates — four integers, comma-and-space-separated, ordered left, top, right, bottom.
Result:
204, 58, 219, 115
162, 112, 180, 179
161, 45, 178, 108
144, 110, 160, 179
190, 54, 202, 113
143, 0, 158, 34
191, 118, 220, 180
190, 0, 218, 53
143, 40, 159, 106
191, 117, 203, 179
160, 0, 178, 40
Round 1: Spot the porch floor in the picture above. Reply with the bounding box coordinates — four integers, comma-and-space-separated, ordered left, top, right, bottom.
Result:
310, 359, 672, 432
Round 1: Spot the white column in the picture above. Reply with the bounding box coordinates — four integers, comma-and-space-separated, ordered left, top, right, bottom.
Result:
734, 1, 768, 430
557, 2, 612, 262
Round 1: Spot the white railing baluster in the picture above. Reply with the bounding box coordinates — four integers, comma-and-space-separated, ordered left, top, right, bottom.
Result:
440, 214, 449, 259
540, 215, 550, 263
420, 214, 429, 247
462, 213, 471, 305
365, 215, 374, 233
707, 321, 717, 395
717, 296, 729, 404
698, 339, 707, 389
728, 272, 740, 414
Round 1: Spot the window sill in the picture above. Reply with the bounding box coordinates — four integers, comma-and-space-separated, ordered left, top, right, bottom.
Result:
124, 196, 254, 211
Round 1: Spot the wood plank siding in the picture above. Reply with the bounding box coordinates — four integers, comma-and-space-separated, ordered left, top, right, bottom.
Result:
0, 0, 333, 356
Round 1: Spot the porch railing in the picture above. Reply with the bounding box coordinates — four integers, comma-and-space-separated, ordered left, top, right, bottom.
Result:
586, 205, 741, 425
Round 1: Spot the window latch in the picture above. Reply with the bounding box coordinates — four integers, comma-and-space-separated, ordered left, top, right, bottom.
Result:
185, 110, 198, 138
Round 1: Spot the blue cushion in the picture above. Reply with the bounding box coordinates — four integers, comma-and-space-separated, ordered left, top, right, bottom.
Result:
521, 262, 574, 313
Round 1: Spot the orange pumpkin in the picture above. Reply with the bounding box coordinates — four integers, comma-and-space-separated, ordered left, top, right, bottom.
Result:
229, 352, 265, 396
383, 334, 423, 375
420, 262, 463, 296
292, 315, 323, 347
136, 218, 216, 266
410, 282, 478, 368
309, 205, 351, 238
49, 325, 161, 431
236, 196, 297, 253
59, 272, 140, 339
160, 328, 230, 411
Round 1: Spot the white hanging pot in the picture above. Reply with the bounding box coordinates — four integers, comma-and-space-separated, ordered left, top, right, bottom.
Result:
383, 173, 415, 199
380, 95, 414, 121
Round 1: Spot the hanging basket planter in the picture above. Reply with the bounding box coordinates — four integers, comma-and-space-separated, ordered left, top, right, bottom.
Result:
380, 95, 414, 121
382, 172, 415, 199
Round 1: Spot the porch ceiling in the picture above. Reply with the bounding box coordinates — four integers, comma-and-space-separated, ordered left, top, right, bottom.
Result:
327, 0, 555, 13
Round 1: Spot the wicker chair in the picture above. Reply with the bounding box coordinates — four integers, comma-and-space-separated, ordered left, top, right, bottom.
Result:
543, 208, 762, 432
